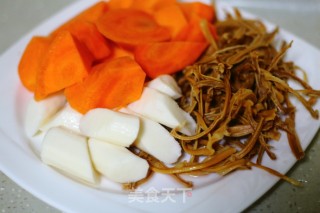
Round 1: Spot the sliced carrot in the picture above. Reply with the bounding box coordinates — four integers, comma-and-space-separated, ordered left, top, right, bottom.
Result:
18, 36, 51, 92
154, 4, 188, 37
65, 20, 111, 61
130, 0, 176, 14
110, 44, 134, 59
134, 41, 208, 78
100, 57, 146, 109
51, 1, 109, 36
109, 0, 133, 10
96, 9, 171, 46
65, 56, 146, 114
178, 2, 215, 22
98, 44, 134, 65
174, 20, 205, 42
35, 31, 93, 100
76, 1, 109, 23
20, 0, 213, 108
174, 14, 218, 42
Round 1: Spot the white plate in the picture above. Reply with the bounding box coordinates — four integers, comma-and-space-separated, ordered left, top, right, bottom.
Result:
0, 0, 320, 212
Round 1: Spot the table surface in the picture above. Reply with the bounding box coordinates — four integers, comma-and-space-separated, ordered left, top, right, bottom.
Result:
1, 0, 320, 212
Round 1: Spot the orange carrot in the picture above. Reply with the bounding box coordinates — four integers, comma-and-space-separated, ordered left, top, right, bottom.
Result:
130, 0, 176, 14
18, 36, 51, 92
100, 57, 146, 109
174, 19, 205, 42
51, 1, 109, 36
64, 20, 112, 61
76, 1, 109, 23
20, 0, 214, 110
96, 9, 171, 46
65, 56, 146, 114
174, 17, 218, 42
109, 0, 133, 10
110, 44, 134, 59
35, 31, 93, 100
134, 41, 208, 78
154, 4, 188, 37
178, 2, 215, 22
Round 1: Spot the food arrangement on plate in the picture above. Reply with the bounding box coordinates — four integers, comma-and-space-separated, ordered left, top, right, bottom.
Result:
18, 0, 320, 193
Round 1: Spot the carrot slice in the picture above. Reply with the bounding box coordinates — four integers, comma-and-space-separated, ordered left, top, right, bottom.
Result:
99, 44, 134, 64
18, 36, 51, 92
130, 0, 176, 14
35, 31, 93, 100
174, 19, 205, 42
154, 4, 188, 37
96, 9, 171, 46
134, 41, 208, 78
51, 1, 109, 36
109, 0, 133, 10
76, 1, 109, 23
110, 44, 134, 59
178, 2, 215, 22
65, 56, 146, 114
65, 20, 111, 61
174, 17, 218, 42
